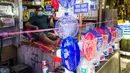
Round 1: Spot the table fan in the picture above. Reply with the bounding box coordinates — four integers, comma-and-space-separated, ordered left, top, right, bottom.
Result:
100, 26, 112, 56
55, 13, 79, 39
61, 36, 80, 73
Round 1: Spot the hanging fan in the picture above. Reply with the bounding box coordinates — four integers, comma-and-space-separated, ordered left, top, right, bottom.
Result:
82, 31, 97, 62
59, 0, 76, 9
61, 36, 80, 72
55, 13, 79, 39
51, 0, 59, 10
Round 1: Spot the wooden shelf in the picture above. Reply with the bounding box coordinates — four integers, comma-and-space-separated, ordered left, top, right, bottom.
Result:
23, 4, 41, 7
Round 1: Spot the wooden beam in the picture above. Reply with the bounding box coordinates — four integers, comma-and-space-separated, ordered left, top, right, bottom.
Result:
41, 0, 44, 6
78, 0, 83, 41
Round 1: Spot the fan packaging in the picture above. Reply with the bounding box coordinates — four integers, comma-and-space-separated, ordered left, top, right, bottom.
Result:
94, 28, 108, 61
86, 30, 103, 67
100, 26, 112, 56
82, 30, 99, 62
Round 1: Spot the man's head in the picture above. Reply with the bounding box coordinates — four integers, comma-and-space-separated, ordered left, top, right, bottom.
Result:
35, 6, 44, 16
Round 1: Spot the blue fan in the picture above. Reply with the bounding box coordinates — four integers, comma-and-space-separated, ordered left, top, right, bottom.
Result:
61, 36, 80, 72
59, 0, 76, 9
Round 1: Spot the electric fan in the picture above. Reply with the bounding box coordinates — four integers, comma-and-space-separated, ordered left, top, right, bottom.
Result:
82, 31, 97, 62
58, 0, 76, 9
113, 26, 123, 50
83, 30, 103, 67
100, 26, 112, 44
55, 13, 79, 39
61, 36, 80, 73
114, 26, 123, 42
100, 26, 112, 56
94, 28, 108, 61
94, 28, 108, 50
107, 26, 117, 44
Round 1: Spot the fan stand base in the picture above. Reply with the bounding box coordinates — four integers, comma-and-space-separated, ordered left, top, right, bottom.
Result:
64, 68, 74, 73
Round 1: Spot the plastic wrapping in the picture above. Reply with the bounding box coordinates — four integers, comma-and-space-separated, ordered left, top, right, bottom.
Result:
114, 26, 123, 42
55, 13, 79, 39
77, 57, 95, 73
94, 28, 108, 50
61, 36, 80, 71
82, 31, 97, 61
84, 30, 103, 66
107, 26, 117, 44
100, 26, 112, 44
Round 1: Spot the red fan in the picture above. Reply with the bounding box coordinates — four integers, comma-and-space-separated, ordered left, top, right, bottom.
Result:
51, 0, 59, 10
82, 32, 97, 61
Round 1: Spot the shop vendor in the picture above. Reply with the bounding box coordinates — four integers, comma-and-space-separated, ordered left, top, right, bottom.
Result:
25, 6, 60, 48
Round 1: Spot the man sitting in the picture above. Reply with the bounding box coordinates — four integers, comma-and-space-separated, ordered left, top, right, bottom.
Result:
25, 6, 60, 48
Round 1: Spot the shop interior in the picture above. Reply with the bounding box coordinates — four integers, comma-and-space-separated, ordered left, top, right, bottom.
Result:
0, 0, 129, 73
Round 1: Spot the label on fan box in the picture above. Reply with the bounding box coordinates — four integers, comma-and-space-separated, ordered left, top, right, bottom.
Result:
81, 68, 88, 73
74, 3, 88, 14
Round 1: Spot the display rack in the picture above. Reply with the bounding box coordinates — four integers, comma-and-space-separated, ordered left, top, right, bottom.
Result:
96, 50, 121, 73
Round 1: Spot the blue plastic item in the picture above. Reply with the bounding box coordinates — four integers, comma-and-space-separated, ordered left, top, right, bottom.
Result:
59, 0, 76, 9
61, 36, 80, 71
55, 13, 79, 39
100, 26, 112, 44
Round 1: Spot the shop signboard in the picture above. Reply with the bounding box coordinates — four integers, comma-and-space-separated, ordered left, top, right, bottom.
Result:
119, 23, 130, 39
74, 3, 88, 14
46, 5, 52, 11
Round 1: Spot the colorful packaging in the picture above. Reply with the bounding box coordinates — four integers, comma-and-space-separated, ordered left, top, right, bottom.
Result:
107, 26, 117, 44
94, 28, 108, 50
100, 26, 112, 44
82, 31, 97, 62
100, 26, 112, 56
